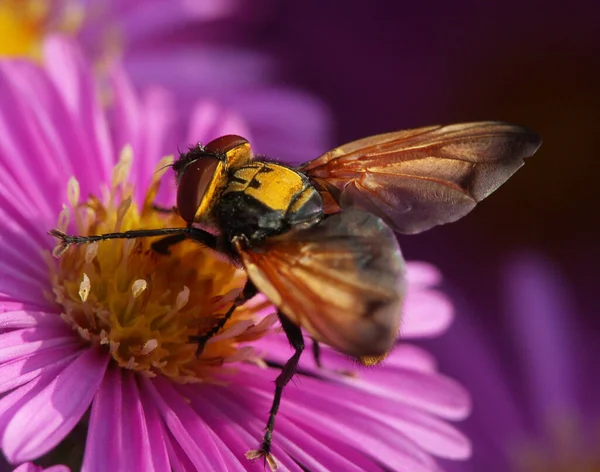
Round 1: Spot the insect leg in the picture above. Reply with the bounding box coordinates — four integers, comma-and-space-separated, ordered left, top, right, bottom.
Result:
49, 226, 218, 257
311, 338, 323, 368
247, 312, 304, 470
190, 281, 257, 356
151, 233, 187, 255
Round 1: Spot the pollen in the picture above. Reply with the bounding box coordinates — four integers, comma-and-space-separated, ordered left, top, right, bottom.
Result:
47, 149, 277, 382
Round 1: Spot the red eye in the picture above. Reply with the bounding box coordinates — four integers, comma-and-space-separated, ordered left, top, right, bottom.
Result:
204, 135, 248, 154
176, 157, 220, 223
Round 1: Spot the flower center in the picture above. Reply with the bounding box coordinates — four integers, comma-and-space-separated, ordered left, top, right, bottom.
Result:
0, 0, 83, 59
46, 147, 276, 383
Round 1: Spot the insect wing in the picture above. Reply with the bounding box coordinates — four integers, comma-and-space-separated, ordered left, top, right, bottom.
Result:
299, 121, 541, 234
236, 211, 406, 359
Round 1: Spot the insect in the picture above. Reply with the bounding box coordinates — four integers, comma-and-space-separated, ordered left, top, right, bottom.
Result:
50, 121, 541, 468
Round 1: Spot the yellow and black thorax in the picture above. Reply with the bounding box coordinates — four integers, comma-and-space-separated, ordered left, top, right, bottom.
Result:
216, 161, 324, 242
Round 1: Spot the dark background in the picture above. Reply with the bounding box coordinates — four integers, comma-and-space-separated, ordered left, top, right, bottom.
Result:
252, 1, 599, 337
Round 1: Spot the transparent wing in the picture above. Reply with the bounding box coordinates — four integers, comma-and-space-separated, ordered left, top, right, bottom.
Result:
237, 211, 406, 359
299, 121, 541, 234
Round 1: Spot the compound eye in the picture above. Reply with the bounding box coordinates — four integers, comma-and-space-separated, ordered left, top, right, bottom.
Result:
176, 157, 220, 223
204, 135, 249, 154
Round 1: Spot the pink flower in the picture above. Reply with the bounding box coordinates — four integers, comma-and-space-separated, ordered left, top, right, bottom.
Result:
0, 38, 470, 470
12, 463, 69, 472
0, 0, 330, 162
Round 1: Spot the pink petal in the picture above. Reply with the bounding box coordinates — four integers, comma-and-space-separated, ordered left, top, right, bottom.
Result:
107, 63, 177, 204
0, 244, 46, 293
0, 274, 49, 309
0, 302, 51, 314
384, 407, 471, 459
42, 36, 113, 190
0, 311, 65, 330
351, 367, 471, 420
219, 87, 332, 163
136, 380, 172, 471
256, 333, 437, 374
179, 384, 290, 472
0, 327, 76, 363
180, 0, 245, 20
251, 331, 335, 371
251, 338, 469, 419
107, 64, 142, 162
185, 101, 251, 148
84, 368, 170, 472
406, 261, 444, 287
0, 204, 50, 285
12, 462, 39, 472
0, 60, 66, 220
0, 60, 85, 239
121, 373, 170, 471
0, 363, 66, 438
385, 344, 438, 372
401, 289, 454, 338
210, 378, 437, 472
161, 428, 199, 472
102, 2, 240, 46
3, 348, 109, 462
82, 365, 124, 471
142, 377, 232, 471
0, 286, 50, 311
125, 48, 274, 95
13, 462, 69, 472
132, 87, 177, 204
121, 372, 169, 472
188, 384, 305, 472
0, 344, 82, 394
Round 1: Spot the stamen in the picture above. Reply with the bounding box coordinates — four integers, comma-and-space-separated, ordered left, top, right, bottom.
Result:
85, 243, 98, 263
142, 154, 174, 216
109, 341, 120, 354
155, 155, 175, 176
79, 273, 91, 302
67, 176, 80, 208
223, 346, 258, 364
77, 326, 91, 341
175, 286, 190, 310
122, 238, 136, 258
47, 150, 276, 383
139, 339, 158, 355
209, 320, 255, 342
112, 145, 133, 189
131, 279, 147, 298
114, 196, 132, 232
57, 204, 70, 233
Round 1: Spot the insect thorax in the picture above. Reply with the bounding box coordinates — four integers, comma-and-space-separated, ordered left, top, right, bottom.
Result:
215, 162, 324, 243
